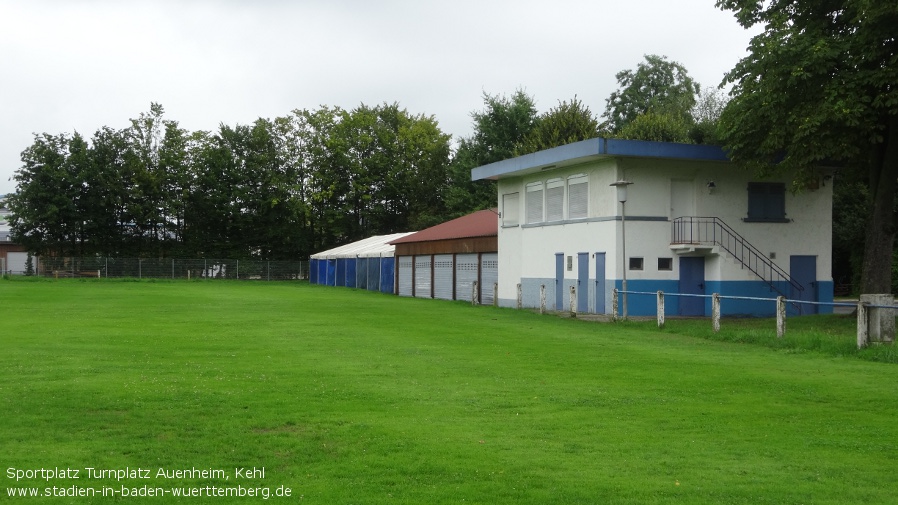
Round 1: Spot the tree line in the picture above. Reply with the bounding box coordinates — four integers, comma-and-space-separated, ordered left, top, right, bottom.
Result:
9, 7, 895, 294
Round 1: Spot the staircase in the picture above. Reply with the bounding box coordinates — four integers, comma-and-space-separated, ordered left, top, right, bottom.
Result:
670, 216, 804, 299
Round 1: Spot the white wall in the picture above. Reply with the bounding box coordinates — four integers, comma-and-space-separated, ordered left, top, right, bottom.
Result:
496, 156, 833, 303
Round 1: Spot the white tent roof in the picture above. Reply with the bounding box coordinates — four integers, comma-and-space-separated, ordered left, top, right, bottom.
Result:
310, 232, 416, 260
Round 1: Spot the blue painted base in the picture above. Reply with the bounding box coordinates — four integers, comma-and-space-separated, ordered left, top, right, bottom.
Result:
613, 279, 834, 317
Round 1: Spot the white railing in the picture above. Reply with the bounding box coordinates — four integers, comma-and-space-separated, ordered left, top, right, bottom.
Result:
611, 289, 896, 349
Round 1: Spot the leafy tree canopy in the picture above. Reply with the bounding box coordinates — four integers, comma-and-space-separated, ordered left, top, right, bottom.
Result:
603, 54, 700, 133
716, 0, 898, 292
517, 96, 601, 155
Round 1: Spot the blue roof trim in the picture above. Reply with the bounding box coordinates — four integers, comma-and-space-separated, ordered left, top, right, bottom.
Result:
471, 137, 729, 181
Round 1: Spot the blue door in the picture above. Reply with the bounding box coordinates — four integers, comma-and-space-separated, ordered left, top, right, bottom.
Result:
577, 253, 589, 313
555, 253, 564, 311
790, 256, 817, 315
679, 257, 705, 316
594, 253, 606, 314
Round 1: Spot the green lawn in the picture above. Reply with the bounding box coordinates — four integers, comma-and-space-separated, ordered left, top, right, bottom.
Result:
1, 279, 896, 504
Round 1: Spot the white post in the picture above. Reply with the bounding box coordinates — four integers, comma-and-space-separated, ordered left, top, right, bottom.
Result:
857, 300, 868, 349
570, 285, 577, 318
712, 293, 721, 333
776, 296, 786, 338
540, 284, 546, 314
472, 280, 478, 305
516, 283, 522, 309
656, 291, 664, 328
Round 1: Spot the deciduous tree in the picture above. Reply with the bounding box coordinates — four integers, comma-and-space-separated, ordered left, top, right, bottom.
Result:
716, 0, 898, 293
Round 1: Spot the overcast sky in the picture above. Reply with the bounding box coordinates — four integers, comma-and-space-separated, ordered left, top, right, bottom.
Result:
0, 0, 759, 196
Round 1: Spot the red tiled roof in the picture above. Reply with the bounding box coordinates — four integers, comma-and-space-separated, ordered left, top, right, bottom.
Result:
389, 209, 497, 244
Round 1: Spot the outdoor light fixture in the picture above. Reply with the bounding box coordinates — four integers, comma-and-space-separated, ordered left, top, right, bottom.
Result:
610, 180, 633, 319
706, 181, 717, 195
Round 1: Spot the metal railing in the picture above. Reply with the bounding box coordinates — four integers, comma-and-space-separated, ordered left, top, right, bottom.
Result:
671, 216, 803, 297
12, 257, 309, 281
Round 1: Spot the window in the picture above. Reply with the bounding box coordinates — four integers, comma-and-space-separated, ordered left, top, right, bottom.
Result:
502, 193, 520, 226
526, 182, 544, 224
568, 174, 588, 219
546, 178, 564, 222
567, 255, 573, 271
747, 182, 787, 222
658, 257, 673, 271
629, 257, 644, 271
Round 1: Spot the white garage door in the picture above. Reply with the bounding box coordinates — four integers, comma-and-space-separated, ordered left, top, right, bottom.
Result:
455, 253, 478, 303
397, 256, 413, 297
7, 252, 30, 275
433, 254, 454, 300
480, 253, 498, 306
414, 255, 432, 298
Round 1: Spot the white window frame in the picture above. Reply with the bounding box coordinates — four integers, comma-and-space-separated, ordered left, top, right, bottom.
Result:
525, 182, 544, 224
567, 174, 588, 220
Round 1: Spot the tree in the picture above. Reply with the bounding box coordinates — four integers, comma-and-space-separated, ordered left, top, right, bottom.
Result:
517, 96, 601, 155
446, 90, 539, 216
716, 0, 898, 293
617, 110, 693, 143
603, 54, 700, 134
689, 86, 729, 145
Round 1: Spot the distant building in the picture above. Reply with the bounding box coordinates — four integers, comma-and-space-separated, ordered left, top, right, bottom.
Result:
470, 138, 834, 317
390, 209, 498, 304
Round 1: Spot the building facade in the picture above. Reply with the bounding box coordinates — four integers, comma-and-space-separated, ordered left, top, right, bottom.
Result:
471, 138, 834, 317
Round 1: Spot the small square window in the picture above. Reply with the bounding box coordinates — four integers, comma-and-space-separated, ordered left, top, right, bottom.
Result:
629, 257, 644, 271
658, 258, 673, 271
567, 255, 573, 271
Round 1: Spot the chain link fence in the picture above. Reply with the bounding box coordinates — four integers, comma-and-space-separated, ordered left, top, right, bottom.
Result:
28, 257, 309, 281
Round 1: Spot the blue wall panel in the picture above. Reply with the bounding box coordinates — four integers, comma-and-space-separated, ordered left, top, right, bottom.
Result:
336, 259, 346, 288
345, 258, 357, 288
380, 258, 395, 294
309, 259, 318, 284
326, 259, 336, 286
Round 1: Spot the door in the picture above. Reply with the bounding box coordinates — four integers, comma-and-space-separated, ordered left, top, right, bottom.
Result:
455, 254, 478, 301
414, 255, 432, 298
555, 253, 564, 311
577, 253, 589, 313
790, 256, 818, 315
480, 253, 498, 305
594, 253, 606, 314
670, 179, 696, 220
433, 254, 454, 300
397, 256, 413, 296
679, 257, 705, 316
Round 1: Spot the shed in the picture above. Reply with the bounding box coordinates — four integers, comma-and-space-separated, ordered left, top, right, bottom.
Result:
389, 209, 498, 304
309, 232, 415, 293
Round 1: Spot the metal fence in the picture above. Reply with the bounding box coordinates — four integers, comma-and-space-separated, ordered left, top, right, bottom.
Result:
21, 257, 309, 281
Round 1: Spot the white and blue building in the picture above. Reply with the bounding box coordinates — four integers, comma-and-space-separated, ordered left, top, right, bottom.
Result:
471, 138, 834, 317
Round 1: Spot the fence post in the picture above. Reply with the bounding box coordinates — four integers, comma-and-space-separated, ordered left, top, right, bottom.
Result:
540, 284, 546, 314
569, 285, 577, 317
656, 291, 665, 328
516, 283, 522, 309
857, 300, 868, 349
776, 296, 786, 338
493, 283, 498, 307
712, 293, 721, 333
236, 260, 239, 280
172, 258, 175, 280
612, 288, 619, 322
471, 280, 478, 306
139, 258, 142, 279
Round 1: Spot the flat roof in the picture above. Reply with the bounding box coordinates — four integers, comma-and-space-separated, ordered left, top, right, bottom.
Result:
471, 138, 729, 181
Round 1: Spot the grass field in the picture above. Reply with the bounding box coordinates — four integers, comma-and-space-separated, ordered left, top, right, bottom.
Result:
1, 278, 896, 504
